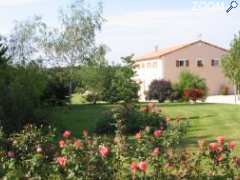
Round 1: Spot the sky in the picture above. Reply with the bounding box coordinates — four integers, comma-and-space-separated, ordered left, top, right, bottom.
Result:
0, 0, 239, 63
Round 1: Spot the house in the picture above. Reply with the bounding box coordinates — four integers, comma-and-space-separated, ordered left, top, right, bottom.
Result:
133, 40, 234, 101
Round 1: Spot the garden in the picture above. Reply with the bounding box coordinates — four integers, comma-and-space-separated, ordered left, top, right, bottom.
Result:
0, 0, 240, 179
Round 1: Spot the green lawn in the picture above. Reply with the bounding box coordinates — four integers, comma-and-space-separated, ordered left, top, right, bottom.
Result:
51, 103, 240, 148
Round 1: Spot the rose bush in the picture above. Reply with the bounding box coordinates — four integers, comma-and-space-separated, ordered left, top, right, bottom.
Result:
0, 104, 239, 179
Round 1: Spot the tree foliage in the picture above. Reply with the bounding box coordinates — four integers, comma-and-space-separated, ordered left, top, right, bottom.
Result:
102, 56, 139, 103
221, 32, 240, 95
147, 80, 172, 102
0, 40, 48, 133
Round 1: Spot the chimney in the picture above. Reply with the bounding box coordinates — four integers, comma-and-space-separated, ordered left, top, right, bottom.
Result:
154, 45, 159, 52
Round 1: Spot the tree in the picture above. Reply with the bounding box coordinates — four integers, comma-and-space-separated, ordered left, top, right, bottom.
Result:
104, 55, 139, 103
147, 80, 172, 102
79, 65, 106, 104
221, 32, 240, 103
0, 40, 48, 133
7, 16, 46, 65
41, 0, 104, 94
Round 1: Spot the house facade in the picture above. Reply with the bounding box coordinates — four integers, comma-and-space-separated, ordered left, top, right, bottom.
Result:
133, 40, 234, 101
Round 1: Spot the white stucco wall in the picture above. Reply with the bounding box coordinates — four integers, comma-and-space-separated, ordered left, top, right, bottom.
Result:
134, 59, 164, 101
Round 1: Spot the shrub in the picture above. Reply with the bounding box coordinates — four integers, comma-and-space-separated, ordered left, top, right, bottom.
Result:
0, 63, 48, 133
0, 42, 50, 133
147, 80, 172, 102
175, 71, 207, 98
184, 88, 206, 102
220, 85, 229, 95
1, 123, 240, 179
41, 68, 70, 106
95, 103, 167, 135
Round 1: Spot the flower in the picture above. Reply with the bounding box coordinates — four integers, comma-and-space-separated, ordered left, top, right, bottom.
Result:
198, 140, 207, 150
138, 161, 148, 173
166, 117, 171, 123
148, 102, 156, 109
216, 155, 223, 162
217, 146, 224, 153
36, 145, 42, 153
83, 129, 88, 137
74, 139, 82, 149
209, 143, 218, 152
130, 162, 139, 174
216, 136, 225, 145
235, 157, 240, 167
228, 141, 237, 150
152, 147, 160, 156
56, 156, 67, 167
135, 132, 141, 140
59, 140, 65, 148
7, 151, 15, 158
154, 130, 162, 138
99, 145, 109, 158
144, 126, 150, 133
63, 130, 71, 138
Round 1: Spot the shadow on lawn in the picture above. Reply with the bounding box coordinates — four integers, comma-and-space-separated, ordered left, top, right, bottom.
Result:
158, 103, 214, 108
180, 135, 211, 148
172, 114, 216, 121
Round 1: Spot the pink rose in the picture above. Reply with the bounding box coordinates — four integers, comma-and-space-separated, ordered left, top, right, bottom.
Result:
236, 157, 240, 167
7, 151, 15, 158
59, 140, 65, 148
154, 130, 162, 138
216, 136, 224, 145
135, 132, 141, 140
152, 147, 160, 156
74, 139, 82, 150
228, 141, 237, 150
83, 129, 88, 137
216, 155, 223, 162
99, 145, 109, 158
138, 161, 148, 172
56, 156, 67, 167
130, 162, 139, 174
209, 142, 218, 152
63, 130, 71, 138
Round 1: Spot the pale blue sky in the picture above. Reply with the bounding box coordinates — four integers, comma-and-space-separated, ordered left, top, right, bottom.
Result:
0, 0, 239, 63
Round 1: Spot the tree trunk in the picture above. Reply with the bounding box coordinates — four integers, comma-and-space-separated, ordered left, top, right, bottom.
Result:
234, 82, 237, 104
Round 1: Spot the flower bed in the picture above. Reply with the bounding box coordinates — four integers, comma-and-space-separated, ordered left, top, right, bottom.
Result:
0, 104, 239, 179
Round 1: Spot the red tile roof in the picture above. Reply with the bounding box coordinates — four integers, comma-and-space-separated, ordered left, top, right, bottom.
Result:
134, 40, 228, 61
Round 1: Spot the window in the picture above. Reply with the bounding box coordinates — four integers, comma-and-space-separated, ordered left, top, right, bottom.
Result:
197, 59, 204, 67
153, 62, 157, 68
211, 59, 219, 66
147, 62, 151, 68
141, 63, 145, 69
176, 59, 189, 67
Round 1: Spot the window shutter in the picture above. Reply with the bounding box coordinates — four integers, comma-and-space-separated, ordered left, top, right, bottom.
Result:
186, 60, 189, 67
211, 59, 214, 66
176, 60, 179, 67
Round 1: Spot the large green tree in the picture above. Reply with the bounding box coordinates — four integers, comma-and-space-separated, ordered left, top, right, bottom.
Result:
222, 32, 240, 102
102, 55, 140, 103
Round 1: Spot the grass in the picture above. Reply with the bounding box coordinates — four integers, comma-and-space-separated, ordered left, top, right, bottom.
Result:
51, 102, 240, 148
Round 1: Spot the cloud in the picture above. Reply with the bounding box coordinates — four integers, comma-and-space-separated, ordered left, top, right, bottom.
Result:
0, 0, 40, 7
97, 7, 240, 62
